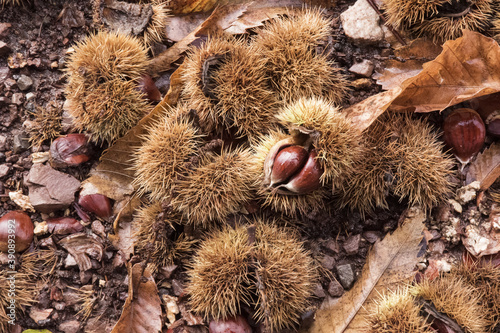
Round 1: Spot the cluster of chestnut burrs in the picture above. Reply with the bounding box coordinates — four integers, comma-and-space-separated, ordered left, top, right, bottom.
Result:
61, 7, 457, 332
126, 8, 456, 331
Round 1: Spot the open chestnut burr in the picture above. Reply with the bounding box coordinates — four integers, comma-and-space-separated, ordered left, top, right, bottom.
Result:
263, 136, 323, 195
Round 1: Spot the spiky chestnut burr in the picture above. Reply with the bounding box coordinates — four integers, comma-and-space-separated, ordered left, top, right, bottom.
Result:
411, 274, 489, 333
186, 225, 253, 321
366, 287, 433, 333
335, 118, 393, 216
64, 30, 150, 144
132, 104, 203, 202
171, 146, 256, 226
251, 129, 326, 217
132, 202, 195, 273
186, 221, 317, 332
453, 263, 500, 331
252, 222, 318, 332
252, 9, 348, 104
142, 0, 170, 46
276, 97, 364, 189
389, 114, 455, 211
382, 0, 499, 42
181, 35, 278, 141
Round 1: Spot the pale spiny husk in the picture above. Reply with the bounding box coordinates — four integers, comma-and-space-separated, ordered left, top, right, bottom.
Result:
171, 146, 257, 226
132, 201, 196, 273
182, 35, 277, 141
389, 114, 455, 211
252, 221, 318, 332
411, 275, 489, 333
253, 8, 348, 104
132, 103, 203, 202
383, 0, 497, 42
64, 30, 150, 143
366, 287, 432, 333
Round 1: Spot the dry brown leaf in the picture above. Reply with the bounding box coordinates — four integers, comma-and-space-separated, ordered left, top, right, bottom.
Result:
168, 0, 226, 15
308, 207, 426, 333
346, 31, 500, 133
466, 142, 500, 191
391, 30, 500, 113
344, 89, 402, 133
108, 221, 134, 260
374, 39, 442, 91
149, 3, 249, 74
58, 233, 104, 283
111, 263, 162, 333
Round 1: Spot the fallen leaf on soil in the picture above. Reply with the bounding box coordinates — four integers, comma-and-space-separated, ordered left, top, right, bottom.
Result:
307, 207, 426, 333
390, 30, 500, 113
46, 217, 83, 235
111, 263, 162, 333
465, 142, 500, 191
166, 1, 301, 42
108, 221, 135, 260
346, 31, 500, 132
168, 0, 223, 15
101, 0, 153, 36
58, 233, 104, 283
374, 39, 442, 90
149, 3, 248, 74
344, 89, 402, 133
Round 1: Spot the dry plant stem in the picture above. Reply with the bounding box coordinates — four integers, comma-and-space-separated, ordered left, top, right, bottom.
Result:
415, 297, 465, 333
365, 0, 407, 45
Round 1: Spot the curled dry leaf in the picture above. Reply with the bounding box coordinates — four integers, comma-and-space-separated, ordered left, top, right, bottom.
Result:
466, 142, 500, 191
166, 1, 302, 42
111, 263, 162, 333
149, 3, 247, 74
168, 0, 223, 15
307, 207, 426, 333
58, 233, 104, 283
346, 31, 500, 133
374, 39, 442, 90
390, 30, 500, 113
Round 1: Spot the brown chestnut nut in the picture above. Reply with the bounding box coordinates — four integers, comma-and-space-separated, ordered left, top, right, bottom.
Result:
271, 145, 309, 186
284, 149, 323, 194
78, 194, 112, 219
443, 108, 485, 165
50, 134, 91, 168
209, 315, 252, 333
0, 211, 34, 253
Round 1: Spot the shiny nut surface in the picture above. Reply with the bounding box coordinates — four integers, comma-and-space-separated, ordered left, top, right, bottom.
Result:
284, 149, 323, 194
50, 133, 91, 168
271, 145, 309, 186
78, 194, 112, 219
443, 108, 485, 164
0, 211, 34, 253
